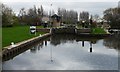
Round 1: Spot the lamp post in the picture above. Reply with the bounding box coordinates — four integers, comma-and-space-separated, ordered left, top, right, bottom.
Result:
62, 15, 63, 25
49, 4, 52, 27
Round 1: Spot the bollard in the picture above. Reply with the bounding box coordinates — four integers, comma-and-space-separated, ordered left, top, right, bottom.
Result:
39, 34, 42, 37
11, 42, 16, 47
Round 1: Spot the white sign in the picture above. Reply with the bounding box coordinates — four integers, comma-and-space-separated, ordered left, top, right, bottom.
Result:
30, 26, 36, 34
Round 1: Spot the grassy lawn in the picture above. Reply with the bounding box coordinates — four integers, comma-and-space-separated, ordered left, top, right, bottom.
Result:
91, 27, 106, 34
36, 26, 44, 28
2, 26, 46, 48
0, 27, 2, 51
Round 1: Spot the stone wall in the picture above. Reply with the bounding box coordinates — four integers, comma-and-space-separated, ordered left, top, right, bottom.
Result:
36, 28, 50, 33
2, 33, 51, 61
76, 29, 91, 34
51, 28, 91, 34
51, 28, 75, 34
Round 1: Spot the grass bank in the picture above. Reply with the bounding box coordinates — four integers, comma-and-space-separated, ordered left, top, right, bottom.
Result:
2, 26, 46, 48
91, 28, 106, 34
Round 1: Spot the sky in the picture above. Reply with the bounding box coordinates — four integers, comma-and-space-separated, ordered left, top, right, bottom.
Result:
1, 0, 120, 18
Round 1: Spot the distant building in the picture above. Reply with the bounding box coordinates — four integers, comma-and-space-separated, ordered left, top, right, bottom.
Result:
42, 16, 50, 23
51, 14, 61, 27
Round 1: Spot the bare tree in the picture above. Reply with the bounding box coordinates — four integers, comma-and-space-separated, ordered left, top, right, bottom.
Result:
93, 14, 99, 21
57, 8, 78, 24
79, 11, 89, 22
18, 5, 45, 25
40, 5, 43, 17
18, 8, 27, 25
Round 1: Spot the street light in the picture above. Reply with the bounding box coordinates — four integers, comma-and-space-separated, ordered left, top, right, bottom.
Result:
50, 4, 52, 27
62, 15, 63, 25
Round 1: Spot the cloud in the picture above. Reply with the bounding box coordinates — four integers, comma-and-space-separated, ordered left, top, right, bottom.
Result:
2, 2, 118, 17
1, 0, 120, 2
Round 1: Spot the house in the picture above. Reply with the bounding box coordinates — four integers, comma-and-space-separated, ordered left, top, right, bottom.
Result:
42, 16, 50, 23
51, 14, 61, 27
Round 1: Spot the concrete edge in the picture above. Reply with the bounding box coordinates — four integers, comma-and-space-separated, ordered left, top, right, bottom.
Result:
2, 33, 51, 54
3, 33, 51, 49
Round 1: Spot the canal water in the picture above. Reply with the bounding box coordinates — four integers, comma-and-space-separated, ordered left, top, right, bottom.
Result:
2, 34, 119, 70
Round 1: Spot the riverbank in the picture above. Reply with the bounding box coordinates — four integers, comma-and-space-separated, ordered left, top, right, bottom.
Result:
2, 32, 111, 61
2, 26, 47, 48
50, 27, 110, 37
2, 26, 108, 48
2, 26, 111, 61
2, 33, 51, 61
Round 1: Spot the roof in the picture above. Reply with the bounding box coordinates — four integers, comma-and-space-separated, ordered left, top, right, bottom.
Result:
51, 14, 61, 22
51, 14, 61, 18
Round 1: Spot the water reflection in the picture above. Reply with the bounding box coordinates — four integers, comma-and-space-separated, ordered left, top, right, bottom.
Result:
50, 34, 100, 53
50, 34, 100, 47
103, 34, 120, 51
2, 34, 118, 70
45, 40, 47, 46
82, 41, 84, 47
90, 42, 93, 53
50, 46, 53, 62
30, 41, 44, 53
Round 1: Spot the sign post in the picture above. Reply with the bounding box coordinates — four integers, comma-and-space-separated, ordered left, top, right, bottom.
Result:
30, 26, 36, 35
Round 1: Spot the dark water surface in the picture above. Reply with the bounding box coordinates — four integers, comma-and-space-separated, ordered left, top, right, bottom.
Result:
2, 34, 119, 70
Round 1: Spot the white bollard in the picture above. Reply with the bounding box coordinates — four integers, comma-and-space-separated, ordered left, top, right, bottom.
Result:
39, 34, 42, 37
11, 42, 16, 47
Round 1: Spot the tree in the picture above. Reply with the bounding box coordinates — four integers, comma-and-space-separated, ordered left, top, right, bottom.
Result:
93, 14, 99, 21
2, 4, 15, 27
103, 7, 120, 29
18, 8, 27, 25
38, 5, 44, 18
79, 11, 89, 28
57, 8, 78, 24
40, 5, 44, 17
18, 5, 45, 25
57, 8, 61, 16
27, 8, 36, 25
37, 5, 44, 25
79, 11, 89, 22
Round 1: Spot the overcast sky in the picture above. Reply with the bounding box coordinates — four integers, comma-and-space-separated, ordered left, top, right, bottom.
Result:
1, 0, 120, 17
